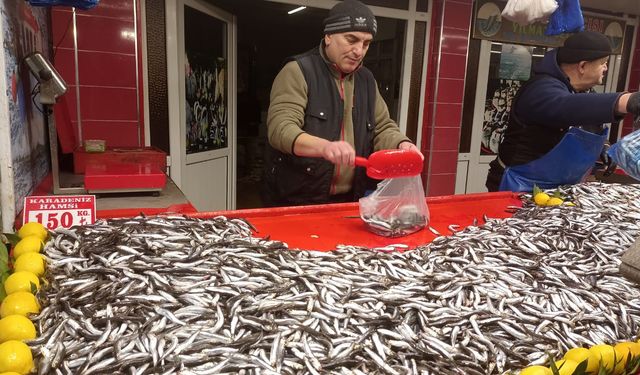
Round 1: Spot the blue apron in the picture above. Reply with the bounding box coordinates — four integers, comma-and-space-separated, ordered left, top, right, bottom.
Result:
499, 127, 607, 192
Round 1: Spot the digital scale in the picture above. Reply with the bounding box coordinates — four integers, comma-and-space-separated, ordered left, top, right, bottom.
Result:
24, 51, 168, 196
48, 96, 167, 195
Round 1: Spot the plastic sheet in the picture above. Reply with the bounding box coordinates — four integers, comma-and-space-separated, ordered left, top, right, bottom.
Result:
608, 127, 640, 181
194, 192, 523, 251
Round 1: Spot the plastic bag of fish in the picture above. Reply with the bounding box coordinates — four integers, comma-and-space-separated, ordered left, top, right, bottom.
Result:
359, 175, 429, 237
608, 123, 640, 181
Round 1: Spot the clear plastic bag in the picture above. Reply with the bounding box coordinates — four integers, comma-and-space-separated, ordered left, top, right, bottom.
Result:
359, 176, 429, 237
502, 0, 558, 26
608, 126, 640, 181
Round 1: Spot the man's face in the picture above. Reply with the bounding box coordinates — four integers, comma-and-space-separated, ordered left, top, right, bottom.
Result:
582, 56, 609, 86
324, 31, 373, 73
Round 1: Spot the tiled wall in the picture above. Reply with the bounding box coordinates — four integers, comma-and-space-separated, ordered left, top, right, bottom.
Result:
622, 26, 640, 137
52, 0, 143, 150
422, 0, 472, 196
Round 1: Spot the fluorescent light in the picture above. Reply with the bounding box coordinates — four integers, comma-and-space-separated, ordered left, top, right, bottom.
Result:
288, 6, 306, 14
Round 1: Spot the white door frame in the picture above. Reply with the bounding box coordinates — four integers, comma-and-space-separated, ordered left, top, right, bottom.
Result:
456, 39, 493, 194
166, 0, 237, 210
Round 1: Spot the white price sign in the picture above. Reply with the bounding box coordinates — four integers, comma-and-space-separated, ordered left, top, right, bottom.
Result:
23, 195, 96, 230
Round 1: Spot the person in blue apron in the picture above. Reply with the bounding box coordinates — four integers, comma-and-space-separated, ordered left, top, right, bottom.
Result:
486, 31, 640, 192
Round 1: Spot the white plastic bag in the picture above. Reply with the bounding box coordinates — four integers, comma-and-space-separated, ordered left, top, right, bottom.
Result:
359, 176, 429, 237
502, 0, 558, 26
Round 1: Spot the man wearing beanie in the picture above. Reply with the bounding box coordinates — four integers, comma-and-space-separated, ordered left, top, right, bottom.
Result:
264, 0, 421, 207
486, 31, 640, 192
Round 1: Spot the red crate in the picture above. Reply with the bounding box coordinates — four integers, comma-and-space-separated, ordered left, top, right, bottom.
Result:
84, 163, 167, 191
73, 147, 167, 174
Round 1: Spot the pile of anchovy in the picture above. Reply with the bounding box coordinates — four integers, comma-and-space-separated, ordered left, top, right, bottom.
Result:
32, 182, 640, 374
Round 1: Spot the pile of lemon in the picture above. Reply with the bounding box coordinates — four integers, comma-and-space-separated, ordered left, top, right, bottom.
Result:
0, 222, 47, 375
532, 185, 574, 207
519, 341, 640, 375
533, 191, 566, 206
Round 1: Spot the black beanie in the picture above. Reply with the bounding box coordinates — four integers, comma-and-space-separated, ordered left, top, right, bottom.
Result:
556, 31, 613, 64
323, 0, 377, 37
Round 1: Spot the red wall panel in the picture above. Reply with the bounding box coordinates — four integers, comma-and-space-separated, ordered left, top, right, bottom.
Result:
52, 0, 143, 153
77, 52, 137, 87
77, 0, 134, 20
422, 0, 472, 196
79, 87, 138, 120
82, 121, 140, 147
75, 16, 135, 54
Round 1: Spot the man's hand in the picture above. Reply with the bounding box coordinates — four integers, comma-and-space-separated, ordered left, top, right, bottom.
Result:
626, 92, 640, 115
398, 141, 424, 161
601, 143, 617, 177
321, 141, 356, 166
293, 134, 355, 165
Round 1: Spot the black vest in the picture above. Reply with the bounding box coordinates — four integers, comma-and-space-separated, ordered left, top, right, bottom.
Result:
498, 74, 567, 166
264, 48, 377, 206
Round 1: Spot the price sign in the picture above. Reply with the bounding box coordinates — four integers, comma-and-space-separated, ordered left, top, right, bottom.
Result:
23, 195, 96, 230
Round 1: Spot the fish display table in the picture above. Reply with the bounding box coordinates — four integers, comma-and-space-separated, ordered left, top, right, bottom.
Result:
193, 191, 522, 251
23, 183, 640, 374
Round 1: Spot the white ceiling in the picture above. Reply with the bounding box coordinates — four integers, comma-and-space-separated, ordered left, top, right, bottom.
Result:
580, 0, 640, 16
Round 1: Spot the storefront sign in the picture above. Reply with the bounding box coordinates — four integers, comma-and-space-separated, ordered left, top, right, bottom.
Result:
23, 195, 96, 230
473, 0, 625, 53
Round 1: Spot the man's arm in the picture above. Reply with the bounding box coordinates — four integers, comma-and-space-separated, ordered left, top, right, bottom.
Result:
267, 62, 357, 166
292, 134, 356, 166
517, 79, 626, 127
266, 62, 307, 154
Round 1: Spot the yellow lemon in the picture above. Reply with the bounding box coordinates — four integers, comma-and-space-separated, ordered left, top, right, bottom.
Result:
590, 344, 616, 372
11, 237, 42, 259
533, 192, 550, 206
0, 372, 24, 375
617, 341, 640, 357
563, 347, 596, 372
520, 365, 551, 375
545, 197, 564, 206
16, 222, 47, 242
613, 342, 640, 374
3, 272, 39, 295
0, 316, 36, 343
0, 340, 33, 374
12, 253, 45, 277
554, 359, 578, 375
0, 293, 40, 318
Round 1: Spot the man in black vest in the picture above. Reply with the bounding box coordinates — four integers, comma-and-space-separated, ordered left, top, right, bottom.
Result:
264, 0, 421, 207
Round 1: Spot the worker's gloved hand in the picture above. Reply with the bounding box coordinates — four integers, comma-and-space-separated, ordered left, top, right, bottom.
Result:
600, 143, 617, 177
627, 92, 640, 115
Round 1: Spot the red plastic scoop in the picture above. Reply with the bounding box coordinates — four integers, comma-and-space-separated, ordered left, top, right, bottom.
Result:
354, 149, 423, 179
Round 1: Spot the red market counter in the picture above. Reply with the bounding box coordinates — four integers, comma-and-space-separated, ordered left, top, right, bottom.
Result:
192, 192, 522, 251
